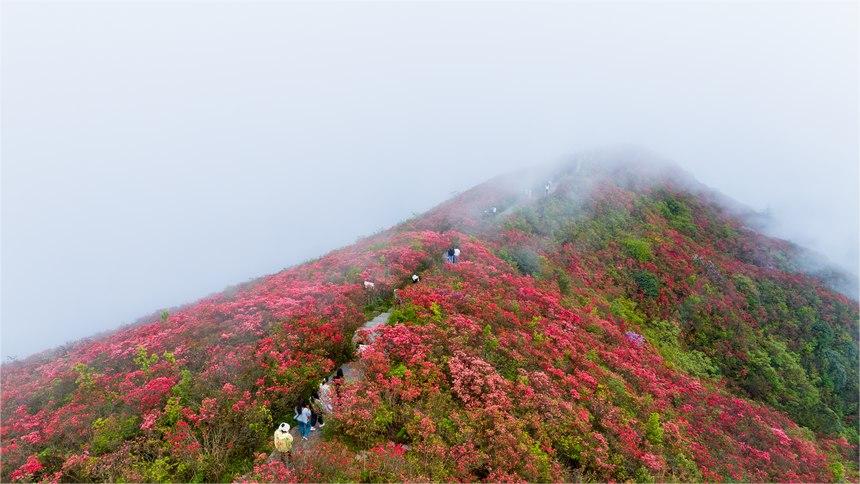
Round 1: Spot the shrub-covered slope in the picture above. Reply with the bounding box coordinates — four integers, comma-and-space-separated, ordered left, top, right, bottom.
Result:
2, 160, 857, 482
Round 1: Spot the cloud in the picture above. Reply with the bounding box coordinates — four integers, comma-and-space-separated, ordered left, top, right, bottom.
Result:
2, 1, 856, 358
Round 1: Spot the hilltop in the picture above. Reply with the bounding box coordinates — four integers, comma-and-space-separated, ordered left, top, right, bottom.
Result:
2, 158, 858, 482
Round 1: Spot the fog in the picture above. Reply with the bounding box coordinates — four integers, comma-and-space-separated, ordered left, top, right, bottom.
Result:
2, 2, 857, 359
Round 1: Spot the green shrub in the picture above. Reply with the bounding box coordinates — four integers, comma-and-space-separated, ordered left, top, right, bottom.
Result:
658, 197, 696, 235
91, 415, 139, 455
829, 459, 845, 482
344, 266, 362, 283
483, 324, 499, 351
134, 346, 159, 373
429, 302, 443, 323
632, 270, 661, 297
146, 457, 172, 483
162, 396, 182, 427
388, 362, 408, 378
634, 465, 655, 483
172, 368, 193, 402
556, 269, 572, 296
499, 247, 542, 276
389, 303, 421, 324
73, 362, 97, 389
732, 274, 761, 309
645, 412, 664, 445
364, 294, 393, 319
610, 297, 645, 325
643, 319, 719, 379
621, 237, 653, 262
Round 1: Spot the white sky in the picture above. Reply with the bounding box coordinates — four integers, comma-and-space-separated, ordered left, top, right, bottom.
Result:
2, 1, 858, 358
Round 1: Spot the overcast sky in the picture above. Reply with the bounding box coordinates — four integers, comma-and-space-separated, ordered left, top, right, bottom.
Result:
2, 1, 857, 359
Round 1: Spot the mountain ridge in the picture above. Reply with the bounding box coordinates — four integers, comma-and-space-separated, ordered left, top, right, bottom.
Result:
2, 158, 857, 482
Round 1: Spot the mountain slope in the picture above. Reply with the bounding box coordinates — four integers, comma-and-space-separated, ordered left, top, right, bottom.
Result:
2, 159, 857, 482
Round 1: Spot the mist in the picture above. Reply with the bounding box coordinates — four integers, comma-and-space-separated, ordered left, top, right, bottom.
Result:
2, 2, 857, 359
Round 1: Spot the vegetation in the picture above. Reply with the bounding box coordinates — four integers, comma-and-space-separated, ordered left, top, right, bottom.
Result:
1, 161, 856, 482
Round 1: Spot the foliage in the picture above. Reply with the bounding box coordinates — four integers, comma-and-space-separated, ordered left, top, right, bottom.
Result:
498, 246, 543, 276
642, 319, 719, 379
622, 237, 653, 262
632, 269, 661, 297
1, 161, 857, 482
658, 196, 696, 234
610, 297, 645, 325
91, 416, 139, 455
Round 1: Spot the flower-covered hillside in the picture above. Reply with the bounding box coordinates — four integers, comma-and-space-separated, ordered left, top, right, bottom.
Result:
0, 228, 452, 482
1, 159, 857, 482
328, 233, 853, 482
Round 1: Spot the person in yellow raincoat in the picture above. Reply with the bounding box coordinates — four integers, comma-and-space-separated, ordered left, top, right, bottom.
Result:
273, 422, 293, 463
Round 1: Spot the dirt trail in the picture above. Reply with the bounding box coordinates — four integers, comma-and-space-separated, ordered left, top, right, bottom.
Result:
341, 311, 389, 382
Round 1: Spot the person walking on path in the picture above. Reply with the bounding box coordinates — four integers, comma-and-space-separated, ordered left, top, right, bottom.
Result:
273, 422, 293, 463
332, 368, 345, 399
311, 396, 326, 428
309, 402, 318, 429
294, 403, 312, 440
446, 247, 455, 263
453, 247, 460, 263
319, 378, 334, 413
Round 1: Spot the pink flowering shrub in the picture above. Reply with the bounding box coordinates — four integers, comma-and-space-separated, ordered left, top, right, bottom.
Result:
240, 460, 296, 483
10, 455, 43, 482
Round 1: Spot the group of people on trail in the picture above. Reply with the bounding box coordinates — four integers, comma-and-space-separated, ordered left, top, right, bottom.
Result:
272, 372, 341, 464
274, 254, 459, 464
293, 402, 315, 439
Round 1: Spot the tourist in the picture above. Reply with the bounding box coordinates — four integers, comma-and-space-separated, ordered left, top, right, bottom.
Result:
294, 403, 312, 440
273, 422, 293, 463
